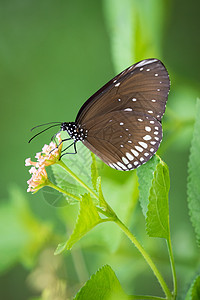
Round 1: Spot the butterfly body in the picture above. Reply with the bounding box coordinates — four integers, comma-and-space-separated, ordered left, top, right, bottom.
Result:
60, 58, 170, 171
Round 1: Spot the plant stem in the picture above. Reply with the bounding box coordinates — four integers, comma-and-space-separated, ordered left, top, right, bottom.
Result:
47, 180, 81, 202
167, 237, 177, 298
115, 218, 172, 299
57, 160, 98, 199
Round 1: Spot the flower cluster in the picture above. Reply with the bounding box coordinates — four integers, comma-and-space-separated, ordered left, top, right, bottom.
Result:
25, 133, 63, 193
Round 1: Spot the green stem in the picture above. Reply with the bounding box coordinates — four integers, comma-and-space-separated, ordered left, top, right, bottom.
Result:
57, 160, 98, 199
167, 238, 177, 298
47, 180, 81, 202
115, 218, 172, 299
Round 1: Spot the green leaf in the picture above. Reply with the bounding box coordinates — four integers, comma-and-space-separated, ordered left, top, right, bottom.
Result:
41, 185, 78, 207
91, 152, 99, 191
186, 275, 200, 300
191, 276, 200, 300
146, 159, 170, 239
102, 0, 134, 72
74, 265, 129, 300
55, 193, 103, 254
47, 137, 97, 207
51, 164, 85, 204
61, 135, 93, 186
93, 174, 138, 252
103, 0, 166, 73
187, 98, 200, 245
137, 155, 160, 217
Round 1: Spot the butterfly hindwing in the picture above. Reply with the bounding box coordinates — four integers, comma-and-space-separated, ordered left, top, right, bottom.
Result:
82, 111, 162, 170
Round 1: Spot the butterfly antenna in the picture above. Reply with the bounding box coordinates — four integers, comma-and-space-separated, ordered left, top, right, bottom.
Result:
28, 124, 61, 143
31, 122, 62, 131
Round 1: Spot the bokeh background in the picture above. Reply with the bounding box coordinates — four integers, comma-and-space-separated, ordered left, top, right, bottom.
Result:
0, 0, 200, 299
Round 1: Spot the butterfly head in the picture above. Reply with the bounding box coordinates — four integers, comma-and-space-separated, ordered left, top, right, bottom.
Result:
61, 122, 88, 141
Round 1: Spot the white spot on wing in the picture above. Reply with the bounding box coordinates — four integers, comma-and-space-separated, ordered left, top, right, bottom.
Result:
120, 122, 124, 125
132, 98, 137, 101
117, 162, 127, 170
135, 145, 143, 152
145, 126, 151, 132
128, 65, 134, 71
122, 157, 129, 164
115, 82, 120, 87
138, 141, 148, 149
126, 152, 134, 161
124, 108, 132, 111
128, 163, 132, 169
148, 110, 153, 114
136, 59, 157, 68
131, 149, 139, 157
143, 135, 151, 141
113, 163, 122, 170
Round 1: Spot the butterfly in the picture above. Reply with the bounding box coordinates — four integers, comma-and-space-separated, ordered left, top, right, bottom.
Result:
30, 58, 170, 171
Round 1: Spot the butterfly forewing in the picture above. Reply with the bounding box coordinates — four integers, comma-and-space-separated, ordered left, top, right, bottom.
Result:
76, 59, 170, 124
82, 111, 162, 170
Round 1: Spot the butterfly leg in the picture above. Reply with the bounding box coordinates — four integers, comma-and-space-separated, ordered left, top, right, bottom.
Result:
57, 137, 72, 148
60, 141, 77, 158
49, 137, 73, 154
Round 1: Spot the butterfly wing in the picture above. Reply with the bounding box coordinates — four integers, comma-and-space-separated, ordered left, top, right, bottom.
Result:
82, 111, 162, 170
76, 59, 170, 125
75, 58, 170, 170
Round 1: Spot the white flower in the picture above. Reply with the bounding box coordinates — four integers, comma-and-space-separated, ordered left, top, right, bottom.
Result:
25, 133, 63, 193
27, 167, 48, 193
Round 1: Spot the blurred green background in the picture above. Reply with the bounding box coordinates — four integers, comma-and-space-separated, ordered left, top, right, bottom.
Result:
0, 0, 200, 299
